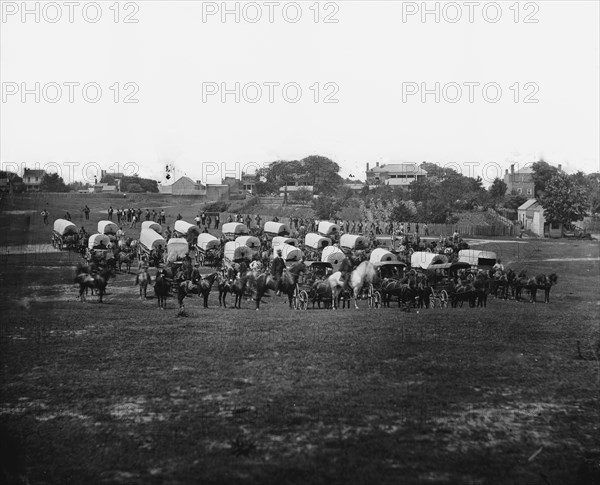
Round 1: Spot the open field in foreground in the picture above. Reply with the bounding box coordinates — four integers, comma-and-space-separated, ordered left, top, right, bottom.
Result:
1, 201, 599, 484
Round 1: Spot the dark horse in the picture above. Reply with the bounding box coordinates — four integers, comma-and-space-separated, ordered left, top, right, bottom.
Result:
75, 266, 115, 303
154, 270, 171, 309
217, 271, 234, 307
254, 262, 307, 310
177, 272, 219, 312
230, 271, 253, 309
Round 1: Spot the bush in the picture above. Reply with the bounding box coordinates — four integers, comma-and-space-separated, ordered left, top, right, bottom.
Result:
204, 201, 229, 213
127, 183, 144, 193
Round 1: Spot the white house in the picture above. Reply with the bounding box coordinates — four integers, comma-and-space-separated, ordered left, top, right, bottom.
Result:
517, 199, 563, 238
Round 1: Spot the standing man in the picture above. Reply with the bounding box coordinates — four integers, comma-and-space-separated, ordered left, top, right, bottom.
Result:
41, 209, 49, 225
195, 214, 201, 227
108, 206, 113, 221
116, 208, 122, 224
201, 211, 207, 227
424, 223, 429, 236
207, 215, 212, 229
83, 205, 90, 220
214, 213, 220, 229
271, 249, 286, 296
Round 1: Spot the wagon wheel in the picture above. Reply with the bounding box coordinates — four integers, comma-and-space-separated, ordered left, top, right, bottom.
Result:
291, 285, 300, 310
372, 291, 382, 309
440, 290, 449, 308
298, 290, 309, 310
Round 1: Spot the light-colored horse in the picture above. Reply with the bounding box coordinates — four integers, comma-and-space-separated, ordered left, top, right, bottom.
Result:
328, 261, 377, 310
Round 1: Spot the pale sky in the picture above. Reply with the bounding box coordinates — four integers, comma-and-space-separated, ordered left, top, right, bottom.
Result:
1, 1, 599, 186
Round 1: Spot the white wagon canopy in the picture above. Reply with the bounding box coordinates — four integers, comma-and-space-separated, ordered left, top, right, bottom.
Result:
458, 250, 497, 268
340, 234, 369, 250
139, 229, 166, 251
88, 233, 110, 249
141, 221, 162, 233
224, 241, 253, 262
53, 219, 78, 236
264, 221, 291, 236
411, 252, 449, 270
304, 233, 331, 249
235, 236, 261, 252
273, 243, 303, 262
221, 223, 249, 238
272, 236, 298, 250
174, 220, 200, 237
166, 238, 189, 262
369, 248, 398, 263
318, 221, 340, 237
321, 246, 346, 271
98, 220, 118, 235
197, 233, 221, 251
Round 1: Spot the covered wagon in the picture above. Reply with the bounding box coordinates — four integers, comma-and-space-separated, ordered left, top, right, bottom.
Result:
196, 233, 222, 267
318, 221, 340, 237
141, 221, 162, 233
173, 220, 200, 242
410, 251, 449, 270
321, 246, 346, 271
223, 241, 253, 263
88, 233, 111, 249
165, 237, 189, 263
272, 236, 298, 251
235, 235, 261, 253
369, 248, 399, 264
86, 234, 113, 266
304, 233, 331, 250
51, 219, 78, 250
221, 222, 249, 240
264, 221, 291, 237
458, 250, 497, 269
273, 243, 303, 262
98, 220, 119, 240
138, 229, 167, 266
340, 234, 369, 251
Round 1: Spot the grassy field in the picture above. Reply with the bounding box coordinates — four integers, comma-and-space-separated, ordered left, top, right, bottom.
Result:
1, 197, 599, 485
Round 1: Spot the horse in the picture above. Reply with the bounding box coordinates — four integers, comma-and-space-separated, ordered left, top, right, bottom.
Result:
254, 261, 307, 310
328, 261, 377, 310
116, 251, 135, 273
472, 272, 491, 308
448, 278, 477, 308
75, 267, 115, 303
309, 280, 332, 309
515, 273, 558, 303
176, 272, 219, 312
135, 268, 152, 299
230, 272, 253, 309
154, 270, 171, 309
380, 279, 416, 310
217, 273, 233, 307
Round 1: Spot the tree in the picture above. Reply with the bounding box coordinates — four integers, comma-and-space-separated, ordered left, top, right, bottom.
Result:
504, 194, 528, 211
127, 183, 144, 193
313, 196, 341, 219
390, 202, 416, 223
39, 173, 69, 192
541, 173, 588, 224
290, 188, 313, 204
121, 176, 158, 193
488, 178, 507, 206
531, 160, 559, 197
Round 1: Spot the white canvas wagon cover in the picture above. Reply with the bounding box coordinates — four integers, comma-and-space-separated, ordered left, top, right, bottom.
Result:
411, 251, 448, 270
98, 220, 118, 235
166, 238, 189, 262
235, 235, 261, 251
53, 219, 77, 236
458, 250, 497, 268
369, 248, 398, 263
321, 246, 346, 271
141, 221, 162, 233
304, 233, 331, 249
272, 236, 298, 250
88, 233, 110, 249
340, 234, 369, 250
174, 220, 199, 237
139, 229, 166, 251
221, 222, 249, 237
273, 243, 303, 262
224, 241, 253, 262
318, 221, 340, 236
197, 233, 220, 251
264, 221, 291, 236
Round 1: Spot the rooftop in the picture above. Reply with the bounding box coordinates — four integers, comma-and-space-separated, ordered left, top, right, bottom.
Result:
368, 163, 427, 175
518, 199, 540, 211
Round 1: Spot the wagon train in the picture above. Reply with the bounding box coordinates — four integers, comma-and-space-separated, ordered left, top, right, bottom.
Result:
138, 229, 167, 267
196, 233, 222, 268
263, 221, 291, 240
51, 219, 79, 250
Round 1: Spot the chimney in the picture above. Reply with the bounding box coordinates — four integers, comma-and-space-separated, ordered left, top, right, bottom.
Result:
558, 164, 562, 171
505, 169, 508, 175
366, 163, 369, 171
510, 164, 514, 174
376, 162, 379, 167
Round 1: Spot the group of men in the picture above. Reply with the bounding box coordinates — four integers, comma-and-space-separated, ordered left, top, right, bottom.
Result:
194, 211, 220, 229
